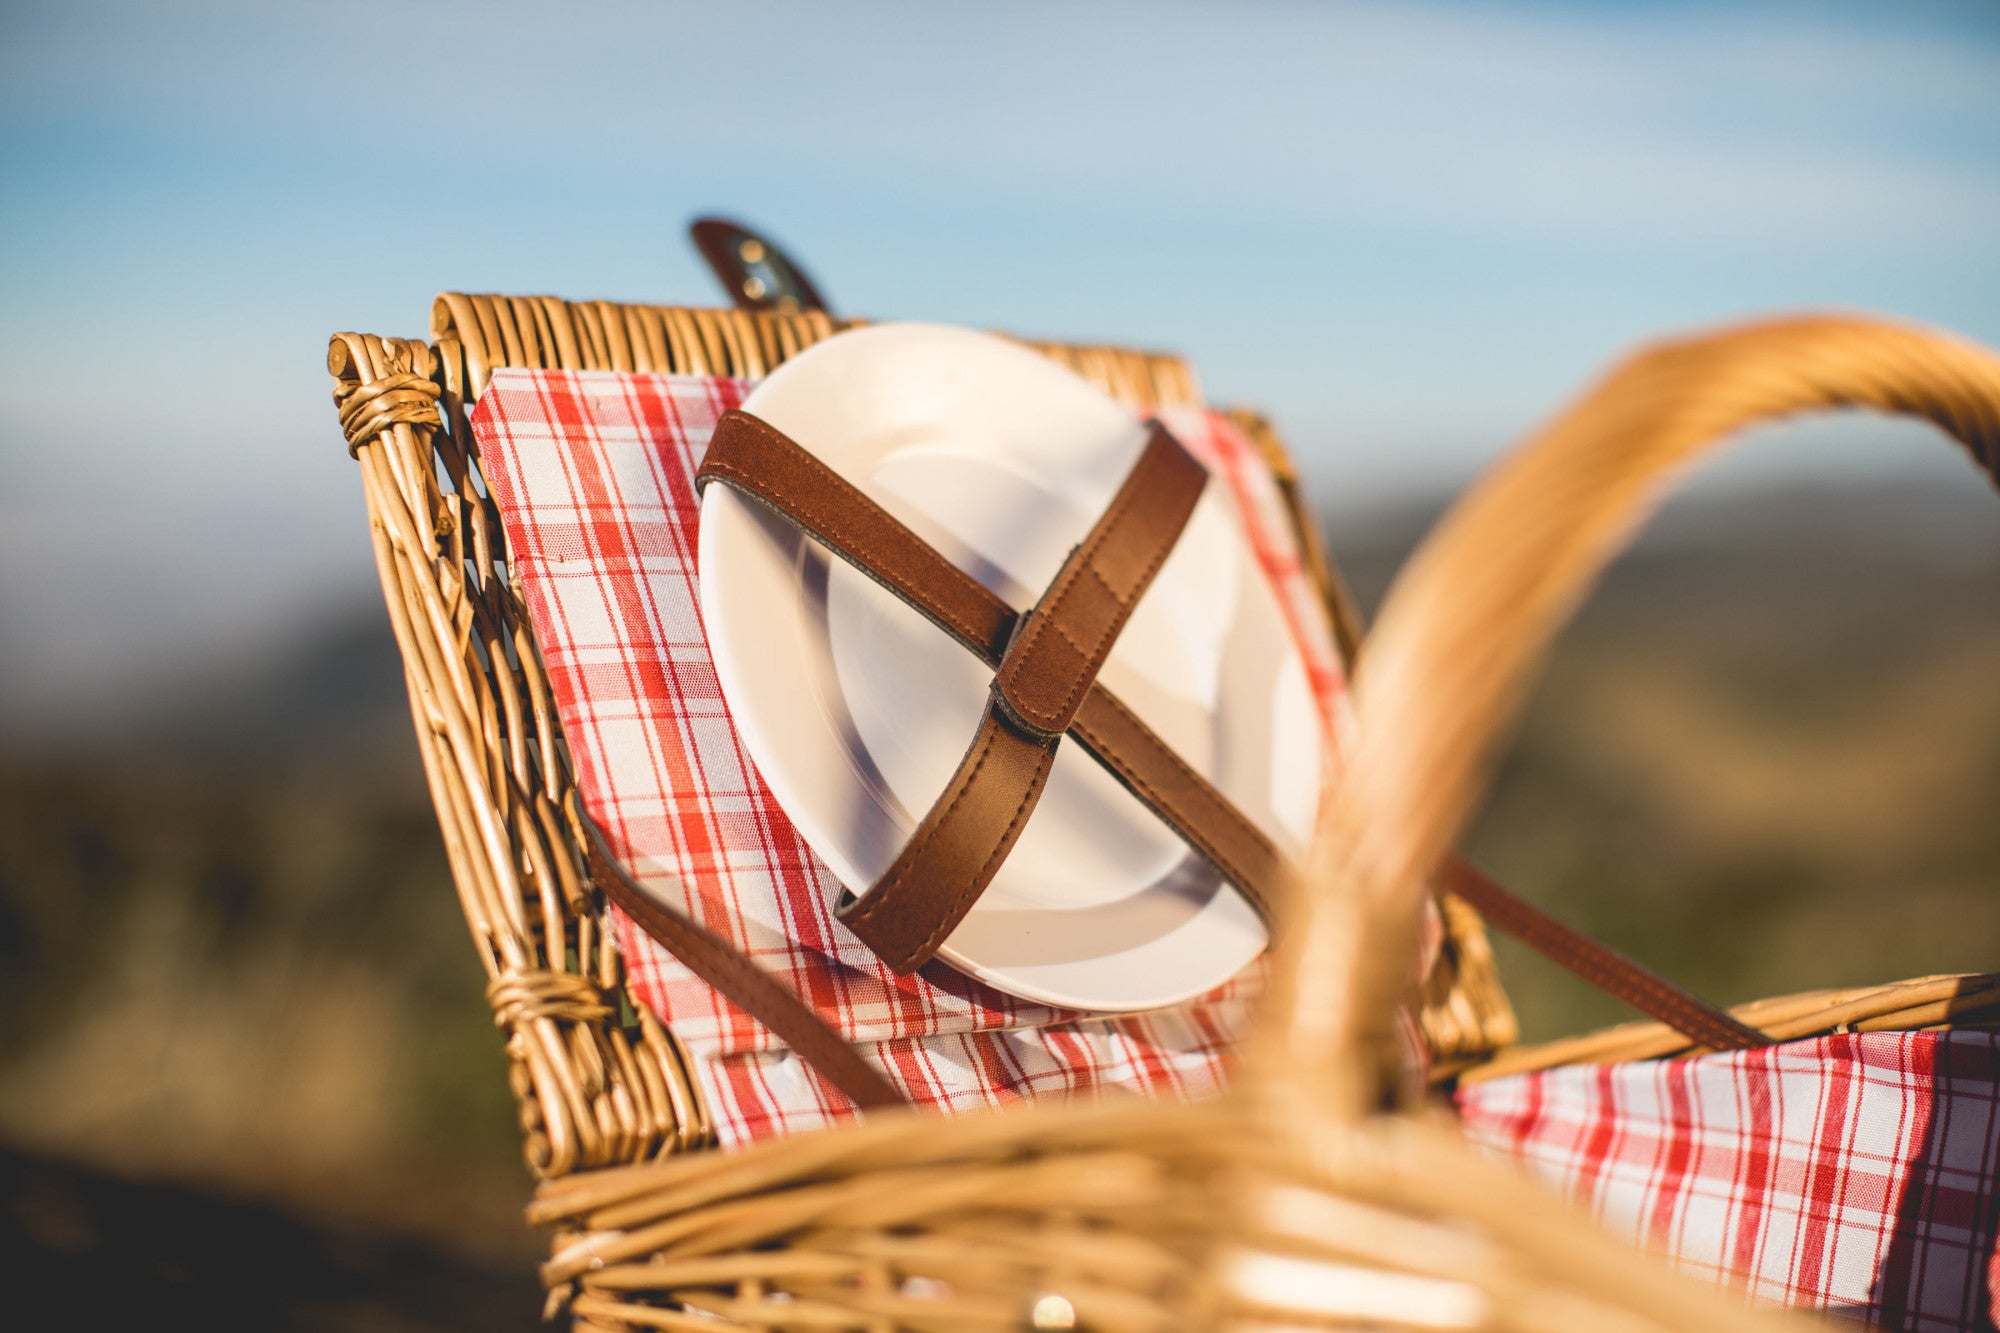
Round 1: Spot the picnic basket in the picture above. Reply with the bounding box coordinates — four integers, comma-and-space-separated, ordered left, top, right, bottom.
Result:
320, 238, 2000, 1326
325, 270, 1518, 1178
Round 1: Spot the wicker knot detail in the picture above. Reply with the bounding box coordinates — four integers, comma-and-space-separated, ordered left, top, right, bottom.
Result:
335, 371, 442, 458
487, 970, 615, 1028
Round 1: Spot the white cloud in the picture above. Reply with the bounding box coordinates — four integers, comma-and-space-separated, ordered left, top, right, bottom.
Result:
10, 0, 1997, 250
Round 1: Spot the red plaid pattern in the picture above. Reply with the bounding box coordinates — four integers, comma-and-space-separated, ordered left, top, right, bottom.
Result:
1457, 1031, 2000, 1330
469, 368, 1342, 1145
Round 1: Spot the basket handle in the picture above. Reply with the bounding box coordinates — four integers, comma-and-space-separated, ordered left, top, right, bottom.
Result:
1252, 315, 2000, 1121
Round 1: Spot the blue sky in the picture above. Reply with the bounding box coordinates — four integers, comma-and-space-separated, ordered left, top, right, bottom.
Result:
2, 0, 1997, 724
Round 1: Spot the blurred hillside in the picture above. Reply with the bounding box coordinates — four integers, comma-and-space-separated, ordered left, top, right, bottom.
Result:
1, 472, 1997, 1326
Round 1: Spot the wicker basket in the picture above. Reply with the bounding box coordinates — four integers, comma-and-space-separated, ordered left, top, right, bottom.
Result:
327, 294, 1516, 1176
316, 295, 1961, 1330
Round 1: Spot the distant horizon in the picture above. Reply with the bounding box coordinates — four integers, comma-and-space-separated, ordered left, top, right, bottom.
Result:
3, 461, 1992, 751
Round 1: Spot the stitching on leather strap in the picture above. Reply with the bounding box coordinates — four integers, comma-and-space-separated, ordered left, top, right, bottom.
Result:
846, 721, 1008, 923
914, 727, 1059, 963
699, 455, 1003, 652
1069, 698, 1274, 921
997, 463, 1151, 728
835, 717, 1060, 970
994, 428, 1202, 734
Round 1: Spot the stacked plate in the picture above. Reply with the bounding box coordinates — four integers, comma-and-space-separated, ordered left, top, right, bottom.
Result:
698, 325, 1320, 1011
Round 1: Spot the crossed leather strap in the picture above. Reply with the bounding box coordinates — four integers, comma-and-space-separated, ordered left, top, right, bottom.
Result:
579, 409, 1768, 1113
702, 412, 1221, 973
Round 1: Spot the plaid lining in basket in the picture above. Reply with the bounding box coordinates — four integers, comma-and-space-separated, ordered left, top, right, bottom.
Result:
470, 368, 1345, 1145
1456, 1030, 2000, 1330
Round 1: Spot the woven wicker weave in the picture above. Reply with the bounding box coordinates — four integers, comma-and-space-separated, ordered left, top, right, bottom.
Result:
317, 295, 2000, 1330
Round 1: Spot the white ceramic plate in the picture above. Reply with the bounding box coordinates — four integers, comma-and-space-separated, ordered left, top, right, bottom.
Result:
697, 324, 1320, 1011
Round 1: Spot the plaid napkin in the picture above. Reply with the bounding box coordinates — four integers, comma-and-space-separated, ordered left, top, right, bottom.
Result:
1458, 1030, 2000, 1329
470, 368, 1345, 1145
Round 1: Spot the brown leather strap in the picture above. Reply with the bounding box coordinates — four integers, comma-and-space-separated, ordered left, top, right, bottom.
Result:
837, 426, 1207, 971
696, 409, 1768, 1049
697, 410, 1283, 930
696, 411, 1018, 676
1440, 859, 1768, 1051
579, 813, 910, 1109
993, 427, 1211, 740
838, 712, 1060, 971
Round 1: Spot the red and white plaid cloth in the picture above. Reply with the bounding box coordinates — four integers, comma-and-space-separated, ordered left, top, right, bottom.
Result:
1457, 1030, 2000, 1330
470, 367, 1346, 1145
